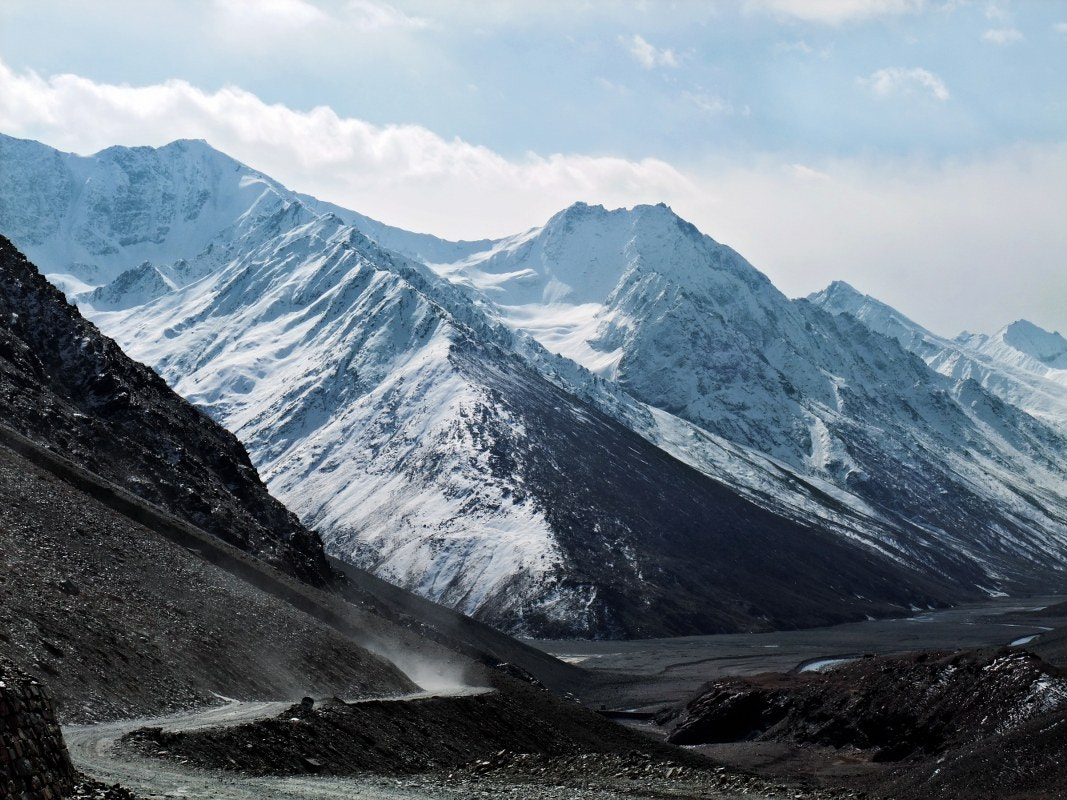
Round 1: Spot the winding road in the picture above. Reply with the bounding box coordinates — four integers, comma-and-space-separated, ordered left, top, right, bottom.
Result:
64, 691, 492, 800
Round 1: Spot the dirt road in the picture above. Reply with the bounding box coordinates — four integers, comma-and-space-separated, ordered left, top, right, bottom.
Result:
64, 694, 479, 800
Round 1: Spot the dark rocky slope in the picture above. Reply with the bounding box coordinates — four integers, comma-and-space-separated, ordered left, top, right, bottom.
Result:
120, 672, 851, 799
0, 657, 77, 799
0, 235, 329, 584
0, 439, 421, 722
122, 674, 662, 777
452, 347, 969, 637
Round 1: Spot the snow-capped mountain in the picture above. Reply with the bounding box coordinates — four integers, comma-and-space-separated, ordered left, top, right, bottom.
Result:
77, 214, 952, 637
439, 204, 1067, 586
971, 320, 1067, 372
0, 133, 486, 301
3, 134, 1066, 638
811, 281, 1067, 431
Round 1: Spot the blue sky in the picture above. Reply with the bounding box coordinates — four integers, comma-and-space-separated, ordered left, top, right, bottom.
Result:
1, 0, 1066, 336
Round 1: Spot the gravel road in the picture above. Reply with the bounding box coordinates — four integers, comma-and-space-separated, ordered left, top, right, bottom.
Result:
63, 694, 482, 800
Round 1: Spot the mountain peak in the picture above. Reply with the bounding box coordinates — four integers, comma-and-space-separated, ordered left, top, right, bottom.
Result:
562, 200, 605, 215
543, 201, 611, 230
167, 137, 212, 147
546, 201, 683, 230
1000, 320, 1067, 368
827, 279, 862, 296
809, 280, 866, 310
809, 280, 935, 348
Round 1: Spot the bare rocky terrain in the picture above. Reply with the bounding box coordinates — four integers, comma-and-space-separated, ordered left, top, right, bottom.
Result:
526, 601, 1067, 799
0, 236, 335, 586
111, 679, 854, 800
0, 438, 421, 723
668, 646, 1065, 751
660, 644, 1067, 800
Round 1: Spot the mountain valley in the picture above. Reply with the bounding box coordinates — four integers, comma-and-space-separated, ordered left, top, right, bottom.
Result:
0, 226, 857, 800
3, 131, 1067, 799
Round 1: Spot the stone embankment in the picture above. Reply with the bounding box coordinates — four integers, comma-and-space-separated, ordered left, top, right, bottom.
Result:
1, 660, 76, 800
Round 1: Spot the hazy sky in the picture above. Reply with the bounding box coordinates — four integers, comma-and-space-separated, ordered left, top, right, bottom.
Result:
2, 0, 1065, 337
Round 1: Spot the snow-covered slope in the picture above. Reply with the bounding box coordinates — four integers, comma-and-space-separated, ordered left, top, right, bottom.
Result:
956, 321, 1067, 386
85, 215, 563, 630
5, 135, 1067, 637
811, 281, 1067, 430
0, 134, 307, 296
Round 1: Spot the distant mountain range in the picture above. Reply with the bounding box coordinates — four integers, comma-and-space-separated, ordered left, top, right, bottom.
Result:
3, 132, 1065, 638
811, 280, 1067, 431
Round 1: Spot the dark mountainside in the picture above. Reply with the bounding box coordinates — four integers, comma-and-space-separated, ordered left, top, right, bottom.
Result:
0, 437, 421, 722
0, 235, 330, 585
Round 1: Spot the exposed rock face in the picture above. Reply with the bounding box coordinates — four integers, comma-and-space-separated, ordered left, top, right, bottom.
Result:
0, 660, 76, 800
120, 674, 681, 778
0, 234, 330, 585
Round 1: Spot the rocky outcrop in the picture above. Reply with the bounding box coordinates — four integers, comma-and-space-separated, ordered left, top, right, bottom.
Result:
0, 660, 76, 800
666, 648, 1067, 763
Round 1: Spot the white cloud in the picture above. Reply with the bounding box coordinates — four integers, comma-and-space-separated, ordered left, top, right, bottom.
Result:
595, 77, 631, 96
344, 0, 429, 30
0, 59, 694, 240
211, 0, 328, 33
859, 67, 950, 101
774, 40, 833, 59
984, 1, 1010, 22
788, 163, 831, 181
1052, 22, 1067, 34
210, 0, 426, 40
982, 27, 1024, 45
743, 0, 926, 25
683, 91, 734, 115
776, 39, 815, 54
620, 34, 679, 69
